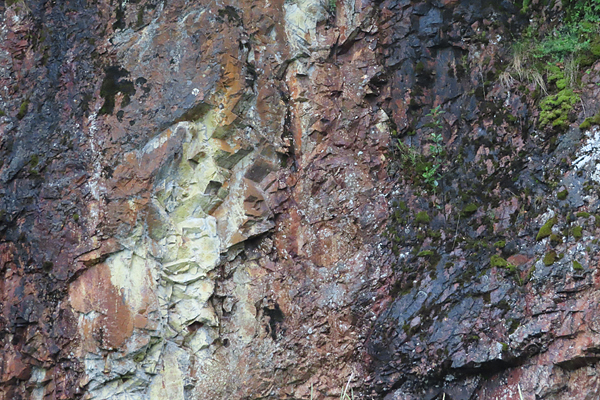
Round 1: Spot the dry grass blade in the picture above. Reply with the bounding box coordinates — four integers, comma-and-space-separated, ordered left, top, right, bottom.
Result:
564, 55, 579, 88
505, 42, 548, 95
499, 70, 515, 89
529, 70, 548, 95
518, 383, 524, 400
511, 43, 527, 80
340, 373, 354, 400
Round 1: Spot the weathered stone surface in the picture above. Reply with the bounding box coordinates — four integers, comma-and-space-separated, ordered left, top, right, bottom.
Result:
3, 0, 600, 399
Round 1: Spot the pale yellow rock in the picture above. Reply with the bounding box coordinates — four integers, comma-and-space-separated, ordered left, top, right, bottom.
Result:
170, 300, 217, 332
142, 342, 163, 374
108, 251, 158, 316
169, 194, 210, 224
284, 0, 327, 55
178, 216, 216, 237
172, 279, 214, 302
149, 349, 184, 400
213, 176, 252, 249
162, 264, 209, 284
163, 258, 192, 274
122, 330, 152, 356
71, 66, 279, 399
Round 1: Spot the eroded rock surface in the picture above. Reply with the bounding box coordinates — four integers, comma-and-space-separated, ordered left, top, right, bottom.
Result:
1, 0, 600, 399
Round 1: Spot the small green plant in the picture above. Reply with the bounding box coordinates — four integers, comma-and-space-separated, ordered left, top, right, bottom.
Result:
29, 154, 39, 168
422, 164, 440, 187
491, 255, 520, 282
429, 132, 443, 156
538, 64, 580, 130
328, 0, 336, 13
563, 0, 600, 23
504, 3, 600, 131
320, 0, 336, 16
422, 106, 445, 188
535, 26, 591, 61
395, 139, 419, 167
425, 105, 445, 129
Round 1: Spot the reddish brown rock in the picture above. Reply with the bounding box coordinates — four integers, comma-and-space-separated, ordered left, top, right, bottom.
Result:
3, 0, 600, 399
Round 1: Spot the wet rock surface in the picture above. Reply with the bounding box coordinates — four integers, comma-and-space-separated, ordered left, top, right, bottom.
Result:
1, 0, 600, 399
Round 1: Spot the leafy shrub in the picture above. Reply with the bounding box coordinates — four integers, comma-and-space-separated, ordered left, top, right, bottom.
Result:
534, 25, 591, 61
563, 0, 600, 23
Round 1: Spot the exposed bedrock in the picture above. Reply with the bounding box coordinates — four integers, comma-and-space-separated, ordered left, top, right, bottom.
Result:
1, 0, 600, 399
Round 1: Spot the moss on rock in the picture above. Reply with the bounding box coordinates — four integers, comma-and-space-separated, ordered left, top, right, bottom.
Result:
536, 217, 557, 241
17, 100, 29, 120
490, 254, 508, 268
493, 240, 506, 248
557, 189, 568, 200
543, 251, 557, 266
462, 203, 478, 217
415, 211, 430, 224
539, 88, 579, 130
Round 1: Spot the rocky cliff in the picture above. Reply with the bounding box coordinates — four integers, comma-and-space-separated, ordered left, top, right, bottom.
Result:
1, 0, 600, 399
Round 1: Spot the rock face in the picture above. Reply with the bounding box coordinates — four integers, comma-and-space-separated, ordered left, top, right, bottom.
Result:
1, 0, 600, 399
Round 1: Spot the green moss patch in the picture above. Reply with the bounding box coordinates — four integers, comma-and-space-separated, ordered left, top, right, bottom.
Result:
543, 251, 557, 266
550, 234, 563, 245
573, 260, 584, 271
417, 249, 441, 267
490, 254, 508, 268
539, 88, 579, 130
462, 203, 478, 217
494, 240, 506, 248
557, 189, 569, 200
579, 112, 600, 130
415, 211, 430, 224
29, 154, 39, 168
17, 100, 29, 120
572, 225, 583, 239
536, 217, 557, 241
